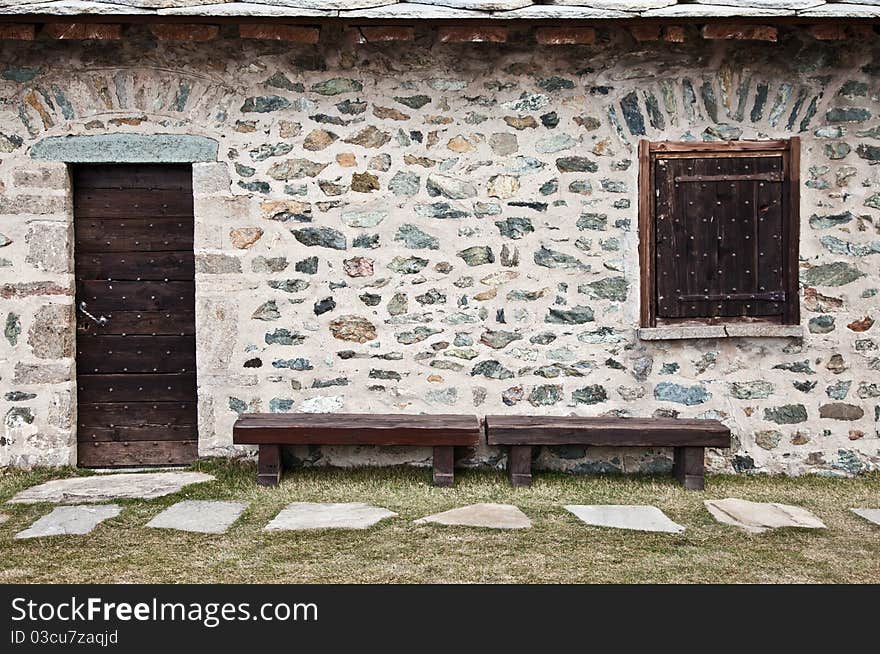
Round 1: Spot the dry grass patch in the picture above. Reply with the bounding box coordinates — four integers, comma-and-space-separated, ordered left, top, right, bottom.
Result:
0, 460, 878, 584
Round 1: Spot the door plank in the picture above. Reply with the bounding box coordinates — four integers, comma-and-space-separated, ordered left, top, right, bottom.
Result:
77, 440, 198, 467
77, 310, 196, 336
75, 252, 194, 281
74, 188, 194, 218
76, 280, 194, 312
76, 335, 196, 374
76, 218, 193, 253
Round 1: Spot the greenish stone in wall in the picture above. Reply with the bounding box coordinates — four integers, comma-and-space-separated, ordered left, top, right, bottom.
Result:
30, 134, 218, 163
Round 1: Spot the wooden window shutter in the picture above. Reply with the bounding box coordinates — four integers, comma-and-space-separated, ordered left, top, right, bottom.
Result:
651, 151, 791, 322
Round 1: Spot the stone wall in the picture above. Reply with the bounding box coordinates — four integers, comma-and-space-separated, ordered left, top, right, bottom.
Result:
1, 24, 879, 475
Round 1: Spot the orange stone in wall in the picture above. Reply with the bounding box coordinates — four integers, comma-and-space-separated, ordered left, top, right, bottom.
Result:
0, 24, 35, 40
42, 23, 122, 40
437, 26, 507, 43
534, 27, 596, 45
701, 24, 778, 42
150, 24, 219, 42
239, 24, 320, 43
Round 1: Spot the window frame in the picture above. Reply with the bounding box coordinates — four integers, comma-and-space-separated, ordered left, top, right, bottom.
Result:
638, 138, 800, 329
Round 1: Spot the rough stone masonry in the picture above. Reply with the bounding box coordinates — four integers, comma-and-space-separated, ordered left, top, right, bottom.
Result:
0, 24, 878, 477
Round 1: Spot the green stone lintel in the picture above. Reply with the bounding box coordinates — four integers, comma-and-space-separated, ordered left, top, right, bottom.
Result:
30, 133, 218, 163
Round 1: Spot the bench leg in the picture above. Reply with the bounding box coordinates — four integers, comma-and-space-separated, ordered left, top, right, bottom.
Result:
257, 444, 282, 487
433, 446, 455, 487
673, 446, 705, 491
508, 445, 532, 488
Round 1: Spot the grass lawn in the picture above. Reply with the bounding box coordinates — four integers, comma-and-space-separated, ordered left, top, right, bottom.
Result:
0, 459, 878, 584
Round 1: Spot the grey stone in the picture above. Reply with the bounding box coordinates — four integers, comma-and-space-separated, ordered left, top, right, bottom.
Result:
546, 306, 594, 324
802, 262, 865, 287
414, 503, 531, 529
577, 212, 608, 231
395, 224, 438, 250
580, 276, 628, 301
389, 170, 420, 196
394, 94, 431, 109
654, 382, 710, 406
344, 126, 391, 148
25, 303, 72, 358
146, 500, 248, 534
31, 134, 217, 163
556, 156, 598, 173
535, 246, 588, 270
252, 300, 281, 321
388, 256, 428, 274
268, 159, 328, 180
265, 502, 396, 530
480, 329, 521, 349
809, 315, 835, 333
427, 174, 477, 200
572, 384, 608, 404
5, 312, 21, 345
826, 107, 872, 123
471, 360, 515, 380
495, 216, 534, 239
311, 78, 363, 95
755, 430, 783, 450
341, 205, 387, 228
705, 499, 826, 534
565, 505, 684, 533
764, 404, 808, 424
729, 381, 774, 400
851, 508, 880, 526
458, 246, 494, 266
8, 472, 214, 504
15, 505, 121, 539
292, 227, 346, 250
809, 211, 854, 230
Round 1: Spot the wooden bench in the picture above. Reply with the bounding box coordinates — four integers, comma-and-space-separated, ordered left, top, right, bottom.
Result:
485, 416, 730, 490
233, 413, 481, 487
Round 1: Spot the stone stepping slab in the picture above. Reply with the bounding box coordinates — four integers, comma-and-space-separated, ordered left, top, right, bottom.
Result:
146, 500, 249, 534
15, 505, 121, 539
851, 508, 880, 526
265, 502, 397, 531
705, 498, 826, 534
7, 472, 214, 504
414, 503, 532, 529
564, 505, 685, 533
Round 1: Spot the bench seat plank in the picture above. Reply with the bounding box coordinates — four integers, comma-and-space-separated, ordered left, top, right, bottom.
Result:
233, 413, 481, 487
485, 415, 731, 491
485, 416, 729, 448
234, 413, 481, 446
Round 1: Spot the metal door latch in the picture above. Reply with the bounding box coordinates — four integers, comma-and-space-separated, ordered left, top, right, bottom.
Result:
78, 301, 109, 327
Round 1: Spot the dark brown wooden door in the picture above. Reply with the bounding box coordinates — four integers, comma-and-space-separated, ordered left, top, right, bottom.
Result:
74, 165, 197, 467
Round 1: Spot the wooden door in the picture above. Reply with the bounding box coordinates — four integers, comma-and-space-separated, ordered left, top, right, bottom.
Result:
74, 165, 197, 467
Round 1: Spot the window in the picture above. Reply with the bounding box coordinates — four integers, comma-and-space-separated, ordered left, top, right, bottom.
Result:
638, 139, 800, 329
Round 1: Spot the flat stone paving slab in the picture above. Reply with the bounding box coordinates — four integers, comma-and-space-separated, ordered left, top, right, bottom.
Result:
564, 505, 685, 533
414, 503, 532, 529
146, 500, 249, 534
15, 505, 121, 539
851, 508, 880, 526
705, 498, 826, 534
7, 472, 214, 504
265, 502, 397, 531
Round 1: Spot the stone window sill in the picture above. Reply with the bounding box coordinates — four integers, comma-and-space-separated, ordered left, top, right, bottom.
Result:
638, 324, 803, 341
